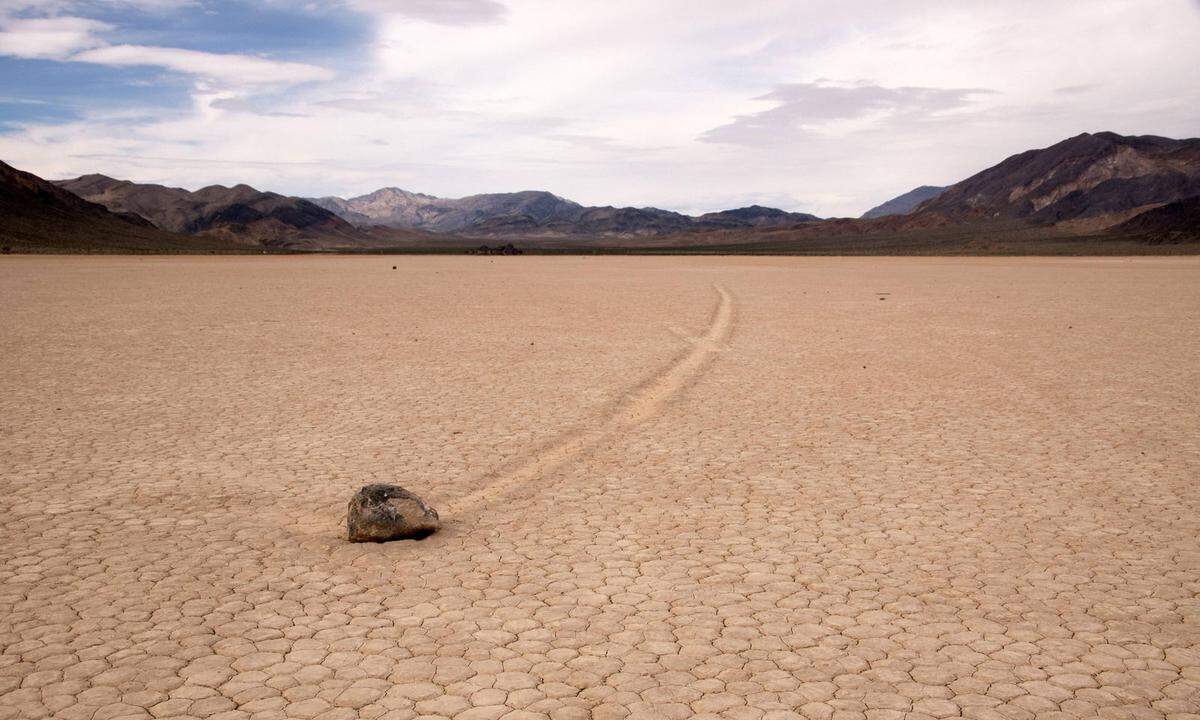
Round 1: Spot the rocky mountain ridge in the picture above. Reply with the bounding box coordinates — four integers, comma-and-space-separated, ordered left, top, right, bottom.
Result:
54, 175, 365, 248
310, 190, 820, 238
912, 132, 1200, 228
0, 160, 239, 253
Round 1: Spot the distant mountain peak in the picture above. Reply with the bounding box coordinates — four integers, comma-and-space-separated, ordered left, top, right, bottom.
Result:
310, 186, 821, 237
309, 187, 588, 234
861, 186, 948, 219
357, 186, 436, 201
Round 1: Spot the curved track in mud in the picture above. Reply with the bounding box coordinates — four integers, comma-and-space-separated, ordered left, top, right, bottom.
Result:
442, 284, 734, 516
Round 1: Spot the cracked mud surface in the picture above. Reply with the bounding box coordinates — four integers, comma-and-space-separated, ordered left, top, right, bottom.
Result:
1, 255, 1198, 720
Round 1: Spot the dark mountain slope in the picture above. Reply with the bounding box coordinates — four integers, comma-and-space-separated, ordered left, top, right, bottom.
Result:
623, 132, 1200, 254
913, 132, 1200, 226
56, 175, 365, 248
698, 205, 820, 227
1112, 195, 1200, 242
0, 161, 236, 252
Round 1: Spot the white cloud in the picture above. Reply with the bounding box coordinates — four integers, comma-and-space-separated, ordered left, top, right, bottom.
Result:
105, 0, 197, 8
0, 10, 334, 92
0, 0, 195, 11
1, 0, 1199, 217
72, 45, 334, 87
700, 82, 994, 146
346, 0, 507, 25
0, 16, 108, 59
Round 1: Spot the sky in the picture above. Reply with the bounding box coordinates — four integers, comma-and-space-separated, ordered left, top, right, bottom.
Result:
1, 0, 1199, 217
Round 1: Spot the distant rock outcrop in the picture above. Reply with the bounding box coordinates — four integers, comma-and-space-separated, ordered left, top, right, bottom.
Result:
860, 186, 947, 219
471, 243, 523, 255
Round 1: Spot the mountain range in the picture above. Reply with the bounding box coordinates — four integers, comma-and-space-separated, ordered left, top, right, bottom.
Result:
3, 131, 1198, 253
55, 175, 375, 249
310, 188, 580, 232
0, 160, 240, 253
663, 132, 1200, 252
309, 189, 820, 237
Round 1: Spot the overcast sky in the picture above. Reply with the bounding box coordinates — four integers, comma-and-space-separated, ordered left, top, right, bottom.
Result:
1, 0, 1198, 216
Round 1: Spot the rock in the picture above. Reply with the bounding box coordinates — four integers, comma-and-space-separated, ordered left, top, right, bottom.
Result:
347, 484, 440, 542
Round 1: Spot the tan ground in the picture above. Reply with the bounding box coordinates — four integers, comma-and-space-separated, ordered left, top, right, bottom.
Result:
1, 255, 1198, 720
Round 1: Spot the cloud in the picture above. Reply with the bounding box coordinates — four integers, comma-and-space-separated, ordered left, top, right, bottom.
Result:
549, 134, 621, 151
72, 44, 334, 87
700, 81, 993, 146
2, 0, 1199, 218
0, 7, 332, 91
1054, 84, 1099, 95
103, 0, 197, 8
314, 84, 439, 117
69, 152, 331, 168
208, 97, 309, 117
346, 0, 507, 25
13, 0, 193, 6
0, 0, 195, 13
0, 16, 108, 59
315, 95, 406, 116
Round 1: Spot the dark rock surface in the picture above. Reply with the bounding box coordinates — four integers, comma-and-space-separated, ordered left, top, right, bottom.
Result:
55, 174, 362, 247
347, 484, 440, 542
0, 159, 235, 252
914, 132, 1200, 224
1113, 195, 1200, 242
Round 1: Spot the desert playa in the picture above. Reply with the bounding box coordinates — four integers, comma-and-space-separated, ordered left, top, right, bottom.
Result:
1, 255, 1199, 720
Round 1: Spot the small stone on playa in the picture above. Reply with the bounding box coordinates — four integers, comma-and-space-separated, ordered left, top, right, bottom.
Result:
347, 484, 440, 542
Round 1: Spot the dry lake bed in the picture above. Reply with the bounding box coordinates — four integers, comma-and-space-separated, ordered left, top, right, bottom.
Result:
1, 255, 1198, 720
